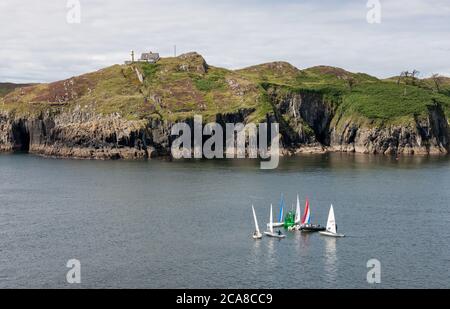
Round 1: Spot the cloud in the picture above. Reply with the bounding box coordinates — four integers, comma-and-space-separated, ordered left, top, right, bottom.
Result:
0, 0, 449, 83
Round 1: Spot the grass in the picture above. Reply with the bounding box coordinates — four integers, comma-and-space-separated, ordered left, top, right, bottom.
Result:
254, 64, 450, 122
140, 63, 160, 82
0, 83, 34, 97
193, 70, 227, 92
0, 88, 10, 97
342, 82, 450, 121
1, 54, 449, 126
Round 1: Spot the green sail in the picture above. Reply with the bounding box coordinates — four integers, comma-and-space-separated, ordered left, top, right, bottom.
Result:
284, 211, 296, 229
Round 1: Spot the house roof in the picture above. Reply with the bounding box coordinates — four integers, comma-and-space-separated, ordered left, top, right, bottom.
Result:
140, 52, 160, 61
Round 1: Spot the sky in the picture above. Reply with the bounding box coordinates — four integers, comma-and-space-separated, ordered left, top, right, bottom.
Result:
1, 0, 450, 83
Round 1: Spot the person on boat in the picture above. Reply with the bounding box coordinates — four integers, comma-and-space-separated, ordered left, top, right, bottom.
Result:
277, 230, 282, 236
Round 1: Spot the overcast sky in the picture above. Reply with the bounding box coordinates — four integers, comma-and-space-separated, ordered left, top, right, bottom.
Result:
1, 0, 449, 83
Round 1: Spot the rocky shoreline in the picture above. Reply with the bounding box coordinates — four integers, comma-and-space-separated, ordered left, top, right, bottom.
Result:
1, 53, 448, 160
1, 96, 448, 160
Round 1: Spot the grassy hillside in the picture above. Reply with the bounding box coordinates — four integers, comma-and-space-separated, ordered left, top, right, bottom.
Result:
0, 83, 34, 97
239, 64, 450, 122
1, 53, 449, 124
134, 53, 267, 122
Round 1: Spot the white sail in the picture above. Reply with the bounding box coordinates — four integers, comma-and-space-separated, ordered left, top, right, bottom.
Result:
326, 204, 337, 234
252, 205, 260, 234
269, 204, 274, 234
295, 194, 301, 224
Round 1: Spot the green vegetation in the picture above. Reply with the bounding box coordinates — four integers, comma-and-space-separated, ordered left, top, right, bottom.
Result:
140, 63, 160, 82
243, 63, 450, 122
1, 53, 449, 124
0, 86, 10, 97
342, 82, 450, 121
0, 83, 33, 97
193, 70, 226, 92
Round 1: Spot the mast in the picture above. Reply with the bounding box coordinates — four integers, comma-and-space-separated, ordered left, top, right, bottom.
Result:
269, 204, 274, 234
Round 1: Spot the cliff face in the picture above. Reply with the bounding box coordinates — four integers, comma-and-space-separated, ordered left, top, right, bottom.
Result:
265, 86, 449, 155
1, 95, 447, 159
1, 53, 449, 159
0, 109, 172, 159
267, 87, 335, 148
329, 104, 449, 155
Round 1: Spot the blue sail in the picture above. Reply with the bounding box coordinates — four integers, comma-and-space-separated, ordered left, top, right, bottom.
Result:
278, 194, 285, 222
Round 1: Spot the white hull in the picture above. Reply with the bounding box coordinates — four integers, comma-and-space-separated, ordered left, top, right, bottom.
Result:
319, 231, 345, 238
253, 232, 263, 239
288, 225, 301, 232
267, 222, 284, 228
264, 231, 286, 239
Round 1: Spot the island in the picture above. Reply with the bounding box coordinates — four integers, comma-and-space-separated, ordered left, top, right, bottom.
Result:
1, 52, 449, 159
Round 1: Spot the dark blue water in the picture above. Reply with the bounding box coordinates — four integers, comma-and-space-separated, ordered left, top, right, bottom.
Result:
0, 153, 449, 288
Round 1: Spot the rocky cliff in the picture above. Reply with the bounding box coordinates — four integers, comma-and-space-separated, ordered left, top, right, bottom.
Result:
266, 85, 449, 155
1, 53, 449, 159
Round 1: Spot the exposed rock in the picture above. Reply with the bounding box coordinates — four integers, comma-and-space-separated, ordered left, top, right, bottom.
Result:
0, 109, 153, 159
264, 85, 449, 156
0, 57, 448, 159
177, 52, 208, 74
1, 86, 448, 159
329, 104, 449, 155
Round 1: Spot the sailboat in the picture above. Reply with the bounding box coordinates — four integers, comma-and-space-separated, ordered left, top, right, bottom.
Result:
267, 194, 285, 228
284, 204, 295, 229
264, 204, 286, 238
296, 195, 302, 223
320, 205, 345, 237
292, 194, 302, 230
252, 205, 263, 239
300, 198, 325, 232
272, 194, 285, 227
302, 197, 311, 225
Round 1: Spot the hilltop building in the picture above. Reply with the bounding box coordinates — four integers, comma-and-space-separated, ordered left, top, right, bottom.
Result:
139, 52, 160, 63
125, 50, 160, 64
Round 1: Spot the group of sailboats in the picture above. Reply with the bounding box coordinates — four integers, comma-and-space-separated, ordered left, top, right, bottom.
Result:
252, 194, 345, 239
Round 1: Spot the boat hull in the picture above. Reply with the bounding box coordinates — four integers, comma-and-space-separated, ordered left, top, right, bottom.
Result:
267, 222, 284, 228
264, 231, 286, 239
252, 233, 263, 239
319, 231, 345, 237
300, 225, 326, 232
